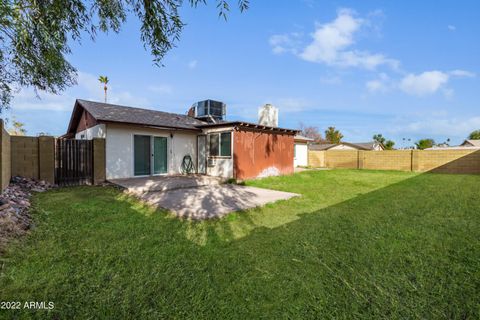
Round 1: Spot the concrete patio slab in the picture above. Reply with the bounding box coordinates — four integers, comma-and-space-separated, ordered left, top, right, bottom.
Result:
138, 184, 299, 219
109, 175, 223, 193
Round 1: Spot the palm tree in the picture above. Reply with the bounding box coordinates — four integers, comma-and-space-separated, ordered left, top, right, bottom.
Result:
324, 126, 343, 144
98, 76, 109, 103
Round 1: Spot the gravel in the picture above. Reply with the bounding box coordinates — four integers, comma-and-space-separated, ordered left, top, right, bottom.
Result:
0, 176, 55, 252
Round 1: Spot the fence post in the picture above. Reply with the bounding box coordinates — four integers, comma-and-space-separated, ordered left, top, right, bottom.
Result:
0, 119, 11, 192
38, 136, 55, 184
93, 138, 106, 185
358, 151, 364, 169
411, 150, 419, 172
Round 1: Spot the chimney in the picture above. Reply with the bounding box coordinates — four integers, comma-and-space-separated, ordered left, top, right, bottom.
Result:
258, 104, 278, 127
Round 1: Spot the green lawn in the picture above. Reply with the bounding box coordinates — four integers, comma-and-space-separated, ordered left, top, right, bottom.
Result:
1, 170, 479, 319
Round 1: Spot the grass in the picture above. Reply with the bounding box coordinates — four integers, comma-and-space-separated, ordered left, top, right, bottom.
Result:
0, 169, 479, 319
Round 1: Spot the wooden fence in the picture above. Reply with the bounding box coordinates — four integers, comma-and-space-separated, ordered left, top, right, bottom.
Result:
308, 149, 480, 174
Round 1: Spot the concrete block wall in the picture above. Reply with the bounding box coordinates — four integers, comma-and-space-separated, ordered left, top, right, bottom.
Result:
0, 131, 106, 188
11, 136, 40, 180
361, 150, 412, 171
308, 149, 480, 174
38, 136, 55, 183
93, 138, 106, 185
10, 135, 55, 184
324, 150, 358, 169
308, 150, 325, 168
416, 149, 480, 174
0, 120, 11, 191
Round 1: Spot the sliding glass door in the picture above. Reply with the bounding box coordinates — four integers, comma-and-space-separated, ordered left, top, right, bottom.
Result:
134, 135, 168, 176
134, 135, 151, 176
153, 136, 168, 174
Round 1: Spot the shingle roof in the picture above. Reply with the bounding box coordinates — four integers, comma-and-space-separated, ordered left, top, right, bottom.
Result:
309, 141, 383, 151
463, 139, 480, 147
309, 143, 337, 150
351, 141, 383, 150
76, 99, 206, 130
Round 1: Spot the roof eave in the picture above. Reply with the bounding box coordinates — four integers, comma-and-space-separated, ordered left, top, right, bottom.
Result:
99, 120, 202, 132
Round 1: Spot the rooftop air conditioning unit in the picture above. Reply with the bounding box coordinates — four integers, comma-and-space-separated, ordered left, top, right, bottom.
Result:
192, 100, 226, 123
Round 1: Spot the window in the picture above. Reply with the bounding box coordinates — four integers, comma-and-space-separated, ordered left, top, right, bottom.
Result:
220, 132, 231, 156
209, 134, 219, 156
208, 132, 231, 157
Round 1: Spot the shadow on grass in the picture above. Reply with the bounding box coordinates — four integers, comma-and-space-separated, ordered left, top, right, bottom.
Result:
1, 170, 479, 318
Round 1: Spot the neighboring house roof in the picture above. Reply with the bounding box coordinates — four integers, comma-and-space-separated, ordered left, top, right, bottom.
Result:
309, 143, 338, 150
309, 141, 384, 151
461, 139, 480, 147
67, 99, 207, 135
426, 140, 480, 150
294, 135, 314, 142
425, 146, 480, 150
352, 141, 385, 150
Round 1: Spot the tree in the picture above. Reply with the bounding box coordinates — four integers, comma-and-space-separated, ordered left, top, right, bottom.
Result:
415, 139, 435, 150
469, 130, 480, 140
384, 140, 395, 150
0, 0, 249, 112
8, 117, 26, 136
298, 122, 325, 143
98, 76, 109, 103
374, 133, 395, 150
324, 127, 343, 144
373, 134, 386, 145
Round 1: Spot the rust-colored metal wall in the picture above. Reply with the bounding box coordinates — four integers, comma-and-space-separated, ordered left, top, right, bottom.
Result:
233, 129, 294, 180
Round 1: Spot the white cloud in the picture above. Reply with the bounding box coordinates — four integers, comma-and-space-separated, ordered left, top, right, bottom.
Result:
366, 73, 393, 93
395, 116, 480, 138
147, 84, 173, 94
399, 71, 449, 96
188, 60, 198, 69
12, 90, 73, 111
11, 71, 148, 111
320, 75, 342, 85
269, 33, 302, 55
297, 9, 398, 70
448, 25, 456, 31
450, 69, 476, 78
273, 97, 310, 113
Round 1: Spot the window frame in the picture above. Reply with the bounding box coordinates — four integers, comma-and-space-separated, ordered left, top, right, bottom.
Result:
208, 131, 232, 158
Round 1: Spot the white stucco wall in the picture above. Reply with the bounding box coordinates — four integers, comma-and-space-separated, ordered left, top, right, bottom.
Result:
75, 124, 106, 139
294, 143, 308, 167
105, 123, 197, 179
202, 127, 234, 179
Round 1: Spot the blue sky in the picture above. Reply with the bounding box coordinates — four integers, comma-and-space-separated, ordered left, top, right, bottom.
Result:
5, 0, 480, 147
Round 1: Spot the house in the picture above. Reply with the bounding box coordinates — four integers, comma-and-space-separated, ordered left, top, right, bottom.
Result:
309, 141, 385, 151
294, 135, 313, 167
460, 139, 480, 148
425, 139, 480, 150
64, 99, 297, 180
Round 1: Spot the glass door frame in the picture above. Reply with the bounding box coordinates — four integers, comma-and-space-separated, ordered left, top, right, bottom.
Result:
152, 135, 168, 175
133, 134, 169, 177
197, 135, 207, 175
